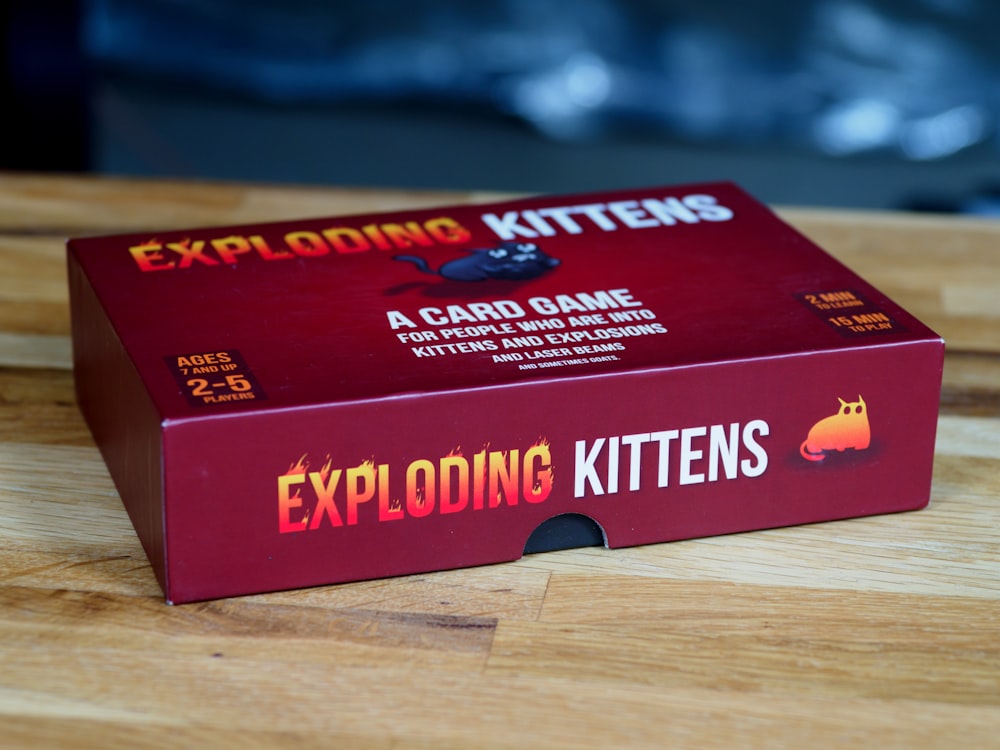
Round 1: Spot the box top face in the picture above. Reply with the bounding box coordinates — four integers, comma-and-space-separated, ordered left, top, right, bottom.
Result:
68, 182, 939, 420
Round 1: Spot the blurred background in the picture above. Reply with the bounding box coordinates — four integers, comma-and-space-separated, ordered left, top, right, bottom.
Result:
3, 0, 1000, 213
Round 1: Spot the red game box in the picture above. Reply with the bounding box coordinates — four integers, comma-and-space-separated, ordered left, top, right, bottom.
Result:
68, 182, 944, 604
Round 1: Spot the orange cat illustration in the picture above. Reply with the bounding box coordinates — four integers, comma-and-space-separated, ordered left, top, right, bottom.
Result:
800, 395, 870, 462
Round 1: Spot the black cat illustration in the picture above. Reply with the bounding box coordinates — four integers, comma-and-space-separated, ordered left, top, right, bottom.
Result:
394, 242, 560, 282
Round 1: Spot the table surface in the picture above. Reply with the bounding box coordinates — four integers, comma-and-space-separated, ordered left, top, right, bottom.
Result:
1, 174, 998, 749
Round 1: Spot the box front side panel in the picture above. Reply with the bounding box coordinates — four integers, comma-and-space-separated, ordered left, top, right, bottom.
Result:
162, 340, 941, 603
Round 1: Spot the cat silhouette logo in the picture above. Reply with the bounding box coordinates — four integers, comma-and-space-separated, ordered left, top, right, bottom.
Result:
394, 241, 560, 282
799, 395, 871, 462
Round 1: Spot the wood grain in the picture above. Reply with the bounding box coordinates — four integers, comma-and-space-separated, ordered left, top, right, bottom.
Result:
1, 174, 998, 748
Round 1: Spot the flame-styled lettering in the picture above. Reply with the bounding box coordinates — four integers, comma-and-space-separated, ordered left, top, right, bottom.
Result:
129, 216, 472, 271
308, 459, 343, 530
406, 459, 436, 518
439, 451, 469, 514
211, 235, 253, 265
346, 460, 377, 524
278, 440, 553, 533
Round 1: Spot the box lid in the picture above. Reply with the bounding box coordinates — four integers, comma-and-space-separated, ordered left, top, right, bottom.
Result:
67, 182, 939, 420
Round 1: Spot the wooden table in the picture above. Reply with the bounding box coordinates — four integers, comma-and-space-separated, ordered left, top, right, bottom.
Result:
2, 174, 998, 748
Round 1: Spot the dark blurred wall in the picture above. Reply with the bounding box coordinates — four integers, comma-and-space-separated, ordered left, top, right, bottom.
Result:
1, 1, 90, 171
6, 1, 1000, 213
